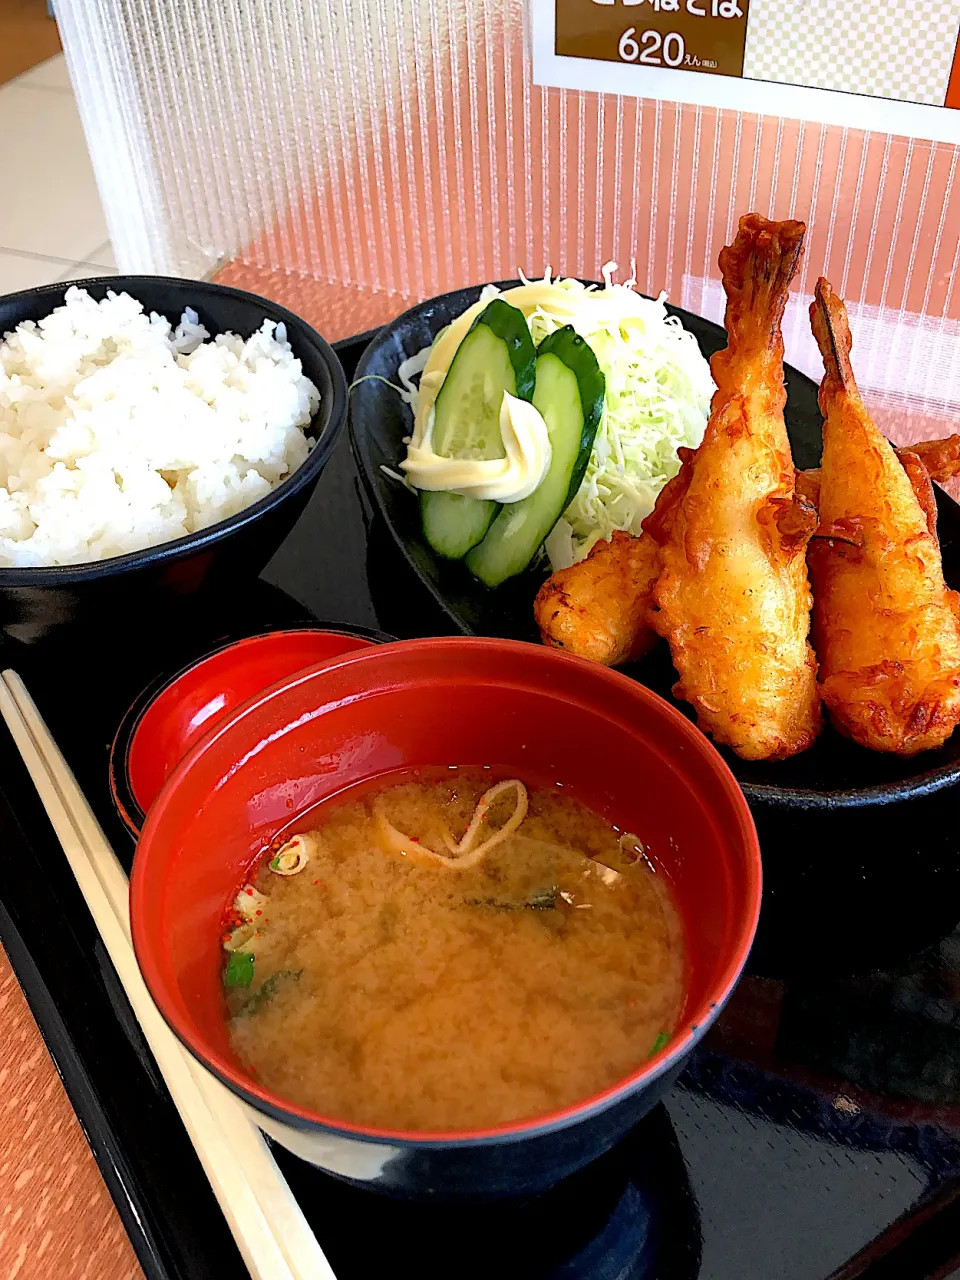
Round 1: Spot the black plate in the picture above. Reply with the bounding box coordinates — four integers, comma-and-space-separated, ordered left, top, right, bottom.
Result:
4, 330, 960, 1280
350, 283, 960, 806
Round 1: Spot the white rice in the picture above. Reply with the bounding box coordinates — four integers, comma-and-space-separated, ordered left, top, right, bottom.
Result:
0, 287, 320, 568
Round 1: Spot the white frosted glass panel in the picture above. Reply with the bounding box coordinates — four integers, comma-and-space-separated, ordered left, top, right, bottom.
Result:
55, 0, 960, 440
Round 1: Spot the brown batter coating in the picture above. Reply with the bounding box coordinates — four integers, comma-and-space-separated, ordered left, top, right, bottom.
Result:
808, 278, 960, 755
641, 214, 822, 761
534, 530, 660, 666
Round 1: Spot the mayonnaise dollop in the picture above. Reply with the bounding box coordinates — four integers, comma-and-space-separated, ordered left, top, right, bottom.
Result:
401, 391, 552, 503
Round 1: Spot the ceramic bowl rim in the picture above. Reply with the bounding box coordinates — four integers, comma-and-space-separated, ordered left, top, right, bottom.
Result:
0, 275, 347, 586
130, 635, 762, 1149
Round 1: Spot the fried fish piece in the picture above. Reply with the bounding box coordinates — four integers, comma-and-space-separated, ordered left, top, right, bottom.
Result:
534, 530, 659, 665
908, 433, 960, 484
533, 427, 960, 672
808, 279, 960, 755
642, 214, 822, 761
798, 433, 960, 510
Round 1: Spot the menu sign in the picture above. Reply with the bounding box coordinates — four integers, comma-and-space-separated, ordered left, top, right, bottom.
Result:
555, 0, 749, 79
532, 0, 960, 143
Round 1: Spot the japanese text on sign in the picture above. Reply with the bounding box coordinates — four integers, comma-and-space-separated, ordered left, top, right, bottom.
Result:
557, 0, 750, 78
535, 0, 960, 143
594, 0, 743, 15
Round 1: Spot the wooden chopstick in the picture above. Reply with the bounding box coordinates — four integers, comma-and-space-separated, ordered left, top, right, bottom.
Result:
0, 670, 335, 1280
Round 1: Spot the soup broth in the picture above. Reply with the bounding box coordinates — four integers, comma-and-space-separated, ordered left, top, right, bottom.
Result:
223, 769, 686, 1132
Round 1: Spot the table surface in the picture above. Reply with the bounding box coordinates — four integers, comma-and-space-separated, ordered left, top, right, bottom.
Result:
1, 270, 960, 1280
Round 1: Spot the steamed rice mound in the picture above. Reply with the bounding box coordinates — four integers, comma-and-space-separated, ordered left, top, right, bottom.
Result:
0, 288, 320, 567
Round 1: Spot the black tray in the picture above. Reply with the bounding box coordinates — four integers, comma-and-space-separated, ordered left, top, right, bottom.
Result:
3, 332, 960, 1280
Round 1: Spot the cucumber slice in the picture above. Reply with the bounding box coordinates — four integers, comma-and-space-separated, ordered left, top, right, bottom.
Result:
420, 490, 498, 560
465, 326, 604, 588
431, 298, 537, 460
419, 298, 536, 560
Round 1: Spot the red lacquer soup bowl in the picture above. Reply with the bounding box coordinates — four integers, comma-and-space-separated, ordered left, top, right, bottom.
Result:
130, 637, 761, 1200
110, 625, 387, 836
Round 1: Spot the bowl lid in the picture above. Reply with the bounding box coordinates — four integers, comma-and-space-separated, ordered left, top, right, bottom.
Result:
109, 623, 391, 836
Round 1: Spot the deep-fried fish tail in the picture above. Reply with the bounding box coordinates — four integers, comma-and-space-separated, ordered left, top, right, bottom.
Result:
643, 214, 822, 761
808, 278, 960, 754
895, 448, 939, 539
534, 530, 659, 665
797, 430, 960, 512
908, 433, 960, 485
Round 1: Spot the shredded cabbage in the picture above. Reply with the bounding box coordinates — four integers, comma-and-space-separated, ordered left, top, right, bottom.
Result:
398, 267, 715, 570
521, 268, 714, 568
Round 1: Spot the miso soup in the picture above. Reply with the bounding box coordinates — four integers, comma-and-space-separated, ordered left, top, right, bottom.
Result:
221, 769, 686, 1132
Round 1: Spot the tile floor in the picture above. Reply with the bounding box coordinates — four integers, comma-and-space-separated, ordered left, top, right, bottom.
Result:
0, 51, 115, 293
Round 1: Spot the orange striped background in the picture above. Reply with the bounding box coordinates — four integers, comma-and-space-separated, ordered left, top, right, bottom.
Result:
236, 5, 960, 332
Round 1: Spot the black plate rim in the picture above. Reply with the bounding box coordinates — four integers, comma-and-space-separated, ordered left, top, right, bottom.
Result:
0, 275, 348, 586
349, 281, 960, 808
